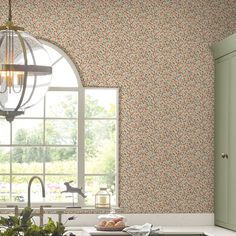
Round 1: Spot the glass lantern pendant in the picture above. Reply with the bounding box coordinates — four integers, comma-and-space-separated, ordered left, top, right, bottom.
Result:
0, 0, 52, 122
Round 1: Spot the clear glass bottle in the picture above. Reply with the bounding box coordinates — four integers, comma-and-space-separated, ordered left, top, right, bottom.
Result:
95, 187, 111, 208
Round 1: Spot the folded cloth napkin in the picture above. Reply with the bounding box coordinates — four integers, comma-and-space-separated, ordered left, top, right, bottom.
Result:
123, 223, 160, 236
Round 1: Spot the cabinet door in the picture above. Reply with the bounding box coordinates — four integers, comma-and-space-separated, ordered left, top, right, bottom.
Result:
229, 53, 236, 226
215, 57, 229, 224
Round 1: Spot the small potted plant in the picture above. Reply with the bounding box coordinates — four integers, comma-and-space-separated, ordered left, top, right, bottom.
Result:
0, 207, 66, 236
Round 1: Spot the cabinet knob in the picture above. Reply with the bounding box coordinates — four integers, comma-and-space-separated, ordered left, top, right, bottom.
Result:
221, 153, 228, 159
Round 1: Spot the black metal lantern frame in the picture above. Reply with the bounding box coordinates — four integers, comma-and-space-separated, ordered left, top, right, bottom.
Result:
0, 0, 52, 122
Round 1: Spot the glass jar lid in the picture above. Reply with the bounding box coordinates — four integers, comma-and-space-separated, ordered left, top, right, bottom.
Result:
98, 209, 125, 221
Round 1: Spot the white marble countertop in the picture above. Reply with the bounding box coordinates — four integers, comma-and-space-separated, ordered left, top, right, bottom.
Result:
158, 226, 236, 235
65, 226, 236, 236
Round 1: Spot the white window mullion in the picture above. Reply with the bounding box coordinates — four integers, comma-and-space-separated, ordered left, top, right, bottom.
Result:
0, 144, 78, 148
78, 87, 85, 207
85, 117, 116, 120
43, 96, 46, 187
10, 121, 13, 202
115, 88, 119, 207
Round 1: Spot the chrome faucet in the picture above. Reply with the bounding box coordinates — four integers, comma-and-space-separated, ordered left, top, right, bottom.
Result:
28, 176, 45, 226
28, 176, 45, 208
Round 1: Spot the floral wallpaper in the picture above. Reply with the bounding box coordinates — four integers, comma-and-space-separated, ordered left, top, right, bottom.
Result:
0, 0, 236, 213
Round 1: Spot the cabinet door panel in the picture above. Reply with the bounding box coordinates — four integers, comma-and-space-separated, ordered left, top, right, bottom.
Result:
229, 54, 236, 226
215, 58, 229, 224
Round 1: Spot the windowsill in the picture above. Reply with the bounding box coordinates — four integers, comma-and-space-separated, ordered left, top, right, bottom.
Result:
0, 206, 122, 215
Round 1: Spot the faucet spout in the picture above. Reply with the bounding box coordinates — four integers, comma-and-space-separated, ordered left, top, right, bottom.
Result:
28, 176, 45, 208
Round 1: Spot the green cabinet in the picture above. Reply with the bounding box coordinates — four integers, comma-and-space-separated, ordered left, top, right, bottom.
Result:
213, 33, 236, 231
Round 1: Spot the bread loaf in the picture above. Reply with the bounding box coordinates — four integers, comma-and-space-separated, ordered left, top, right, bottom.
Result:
114, 221, 125, 228
105, 220, 115, 227
98, 220, 107, 227
112, 217, 123, 223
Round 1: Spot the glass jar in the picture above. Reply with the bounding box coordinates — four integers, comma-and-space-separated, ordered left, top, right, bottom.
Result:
95, 187, 111, 208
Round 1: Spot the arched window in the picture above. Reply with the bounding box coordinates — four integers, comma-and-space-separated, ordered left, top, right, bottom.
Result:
0, 41, 118, 207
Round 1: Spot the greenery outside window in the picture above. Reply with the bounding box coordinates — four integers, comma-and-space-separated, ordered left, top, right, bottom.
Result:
0, 41, 119, 207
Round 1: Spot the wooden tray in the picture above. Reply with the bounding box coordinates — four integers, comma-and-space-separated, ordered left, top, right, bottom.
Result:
95, 225, 126, 231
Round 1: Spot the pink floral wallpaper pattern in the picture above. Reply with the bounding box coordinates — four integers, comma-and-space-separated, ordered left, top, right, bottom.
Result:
0, 0, 236, 213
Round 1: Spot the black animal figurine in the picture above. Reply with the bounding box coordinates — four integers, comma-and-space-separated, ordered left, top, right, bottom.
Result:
61, 181, 87, 198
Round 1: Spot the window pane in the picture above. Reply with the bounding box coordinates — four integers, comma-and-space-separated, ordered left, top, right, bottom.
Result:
45, 120, 77, 145
45, 175, 77, 203
85, 89, 117, 118
51, 58, 78, 87
12, 119, 44, 145
85, 120, 116, 174
21, 98, 44, 118
85, 175, 116, 206
0, 148, 10, 173
12, 147, 44, 174
0, 176, 10, 202
45, 91, 78, 118
12, 175, 44, 204
0, 119, 10, 144
45, 147, 77, 174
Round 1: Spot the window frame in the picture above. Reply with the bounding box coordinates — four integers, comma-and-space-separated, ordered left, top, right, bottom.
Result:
0, 40, 119, 208
84, 87, 119, 207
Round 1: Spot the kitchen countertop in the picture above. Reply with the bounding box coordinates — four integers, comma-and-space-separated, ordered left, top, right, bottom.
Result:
66, 226, 236, 236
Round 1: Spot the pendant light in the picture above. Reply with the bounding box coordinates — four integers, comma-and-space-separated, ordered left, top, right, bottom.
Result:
0, 0, 52, 122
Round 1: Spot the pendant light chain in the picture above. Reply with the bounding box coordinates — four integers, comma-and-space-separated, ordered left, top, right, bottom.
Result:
8, 0, 12, 22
